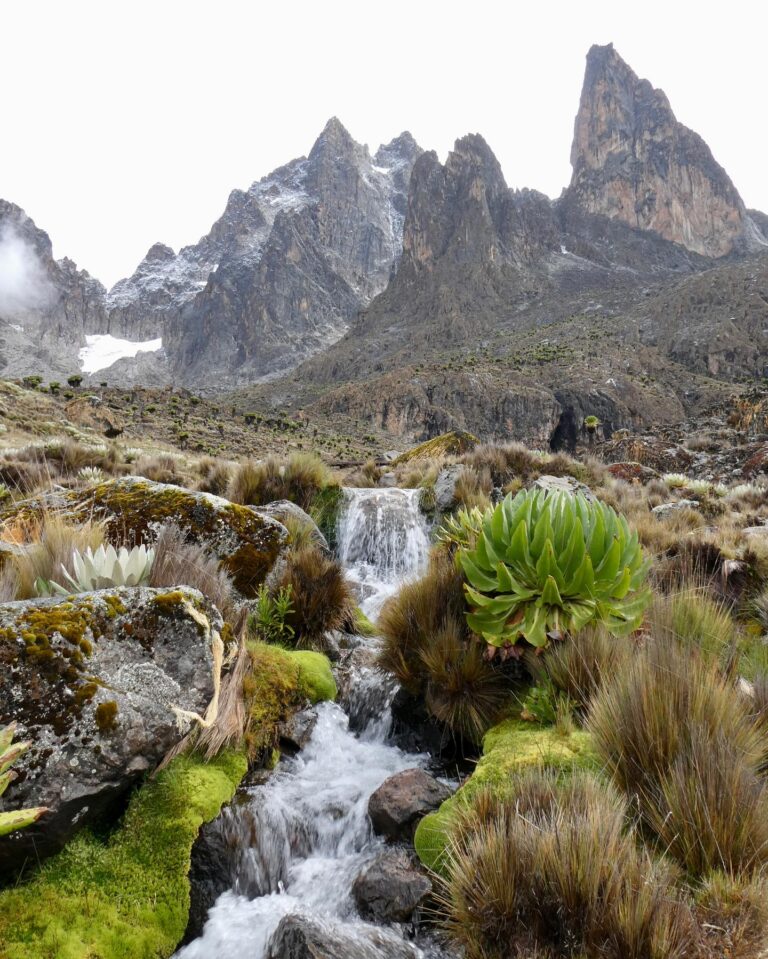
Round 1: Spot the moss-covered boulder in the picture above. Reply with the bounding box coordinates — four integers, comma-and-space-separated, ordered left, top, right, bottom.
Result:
392, 430, 479, 465
0, 749, 247, 959
0, 586, 223, 874
413, 718, 599, 872
2, 477, 288, 599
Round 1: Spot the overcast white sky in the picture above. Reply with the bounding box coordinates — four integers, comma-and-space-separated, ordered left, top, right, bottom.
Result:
2, 0, 765, 288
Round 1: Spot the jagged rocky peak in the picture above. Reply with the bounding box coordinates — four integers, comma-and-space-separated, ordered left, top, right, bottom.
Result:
568, 43, 759, 258
401, 133, 558, 272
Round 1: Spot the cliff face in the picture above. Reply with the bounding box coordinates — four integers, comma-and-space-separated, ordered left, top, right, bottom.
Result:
567, 43, 762, 258
106, 120, 422, 387
0, 200, 106, 379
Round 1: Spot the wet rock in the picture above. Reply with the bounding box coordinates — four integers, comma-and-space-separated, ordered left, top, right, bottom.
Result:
279, 708, 318, 751
257, 500, 329, 553
434, 464, 467, 511
0, 586, 220, 872
267, 914, 421, 959
368, 768, 453, 842
353, 848, 432, 922
2, 477, 288, 599
652, 499, 700, 517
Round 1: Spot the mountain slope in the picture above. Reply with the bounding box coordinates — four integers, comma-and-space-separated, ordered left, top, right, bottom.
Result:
242, 46, 768, 447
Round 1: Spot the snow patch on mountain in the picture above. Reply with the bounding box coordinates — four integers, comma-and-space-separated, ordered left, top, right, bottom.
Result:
79, 334, 162, 373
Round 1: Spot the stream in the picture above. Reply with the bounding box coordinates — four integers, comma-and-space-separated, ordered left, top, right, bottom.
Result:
177, 487, 444, 959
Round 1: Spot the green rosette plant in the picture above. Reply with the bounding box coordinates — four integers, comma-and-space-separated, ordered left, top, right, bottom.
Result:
0, 723, 48, 837
459, 488, 651, 650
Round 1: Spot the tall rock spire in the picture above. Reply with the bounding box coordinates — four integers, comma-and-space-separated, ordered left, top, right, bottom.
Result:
567, 43, 747, 257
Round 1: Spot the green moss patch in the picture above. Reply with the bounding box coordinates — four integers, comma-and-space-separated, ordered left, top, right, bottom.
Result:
288, 650, 337, 703
414, 718, 598, 873
0, 749, 247, 959
243, 642, 336, 757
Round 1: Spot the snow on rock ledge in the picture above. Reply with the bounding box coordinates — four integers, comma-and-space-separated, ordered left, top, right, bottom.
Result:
79, 333, 162, 374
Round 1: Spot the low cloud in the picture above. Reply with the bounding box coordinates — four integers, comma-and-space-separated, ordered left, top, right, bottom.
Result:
0, 222, 55, 318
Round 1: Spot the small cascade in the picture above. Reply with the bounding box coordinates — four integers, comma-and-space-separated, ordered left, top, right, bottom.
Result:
337, 487, 430, 618
177, 488, 443, 959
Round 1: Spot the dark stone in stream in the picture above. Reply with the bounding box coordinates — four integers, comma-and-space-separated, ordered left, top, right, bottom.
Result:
279, 708, 318, 751
267, 914, 421, 959
184, 811, 239, 942
353, 848, 432, 922
368, 768, 453, 842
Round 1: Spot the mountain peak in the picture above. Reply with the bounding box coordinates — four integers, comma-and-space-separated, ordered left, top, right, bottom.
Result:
568, 43, 745, 257
309, 116, 359, 161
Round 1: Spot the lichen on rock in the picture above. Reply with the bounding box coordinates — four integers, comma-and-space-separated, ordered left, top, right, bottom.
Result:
0, 586, 223, 873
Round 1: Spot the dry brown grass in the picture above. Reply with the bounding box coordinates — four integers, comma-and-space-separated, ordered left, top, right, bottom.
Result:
442, 769, 693, 959
0, 512, 106, 600
278, 545, 354, 647
149, 523, 239, 623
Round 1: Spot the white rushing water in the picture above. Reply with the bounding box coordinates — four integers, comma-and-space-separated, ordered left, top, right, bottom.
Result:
337, 487, 431, 619
177, 487, 437, 959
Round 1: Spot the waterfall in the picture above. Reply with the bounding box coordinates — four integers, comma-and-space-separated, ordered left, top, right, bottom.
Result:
337, 487, 430, 619
176, 488, 445, 959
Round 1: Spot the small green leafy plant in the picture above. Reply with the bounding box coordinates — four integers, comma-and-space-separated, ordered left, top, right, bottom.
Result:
459, 488, 650, 650
0, 723, 48, 837
250, 584, 295, 645
436, 505, 486, 549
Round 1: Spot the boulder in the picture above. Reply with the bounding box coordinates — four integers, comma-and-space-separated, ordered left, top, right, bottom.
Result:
378, 472, 397, 488
267, 914, 421, 959
353, 848, 432, 922
368, 768, 453, 842
257, 500, 329, 553
64, 396, 126, 438
0, 586, 222, 872
279, 708, 318, 751
534, 474, 594, 500
2, 477, 288, 599
652, 499, 700, 518
433, 464, 467, 511
606, 461, 660, 484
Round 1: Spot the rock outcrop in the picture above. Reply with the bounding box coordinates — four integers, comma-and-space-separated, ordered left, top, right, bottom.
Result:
0, 586, 221, 872
4, 477, 289, 599
0, 200, 107, 380
567, 43, 764, 258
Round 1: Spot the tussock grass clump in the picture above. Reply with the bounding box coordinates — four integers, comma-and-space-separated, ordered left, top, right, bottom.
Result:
150, 523, 239, 623
647, 587, 739, 670
228, 452, 333, 510
196, 457, 233, 496
278, 546, 354, 647
378, 551, 513, 742
0, 512, 106, 601
589, 641, 768, 877
133, 452, 183, 485
442, 769, 692, 959
531, 625, 632, 712
694, 872, 768, 959
420, 618, 510, 743
378, 551, 468, 692
452, 468, 492, 511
